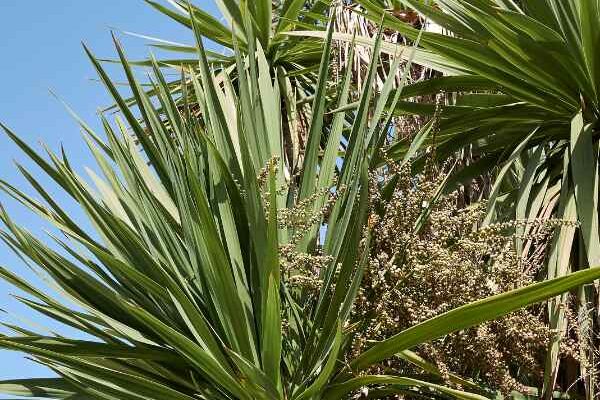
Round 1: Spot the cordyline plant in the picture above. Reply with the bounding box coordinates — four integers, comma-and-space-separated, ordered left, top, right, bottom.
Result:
109, 0, 429, 178
337, 0, 600, 397
107, 0, 333, 178
1, 6, 600, 400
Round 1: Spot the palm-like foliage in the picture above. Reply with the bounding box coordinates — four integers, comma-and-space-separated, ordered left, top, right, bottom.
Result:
116, 1, 421, 177
3, 4, 600, 400
347, 0, 600, 396
112, 0, 335, 177
112, 1, 433, 178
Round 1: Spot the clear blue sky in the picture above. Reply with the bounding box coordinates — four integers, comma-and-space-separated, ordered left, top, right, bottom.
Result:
0, 0, 219, 393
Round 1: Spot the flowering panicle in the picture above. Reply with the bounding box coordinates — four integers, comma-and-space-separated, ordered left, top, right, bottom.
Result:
350, 160, 578, 394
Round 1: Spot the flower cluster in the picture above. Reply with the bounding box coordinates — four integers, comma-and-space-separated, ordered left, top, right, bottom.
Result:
257, 160, 342, 290
350, 162, 577, 394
